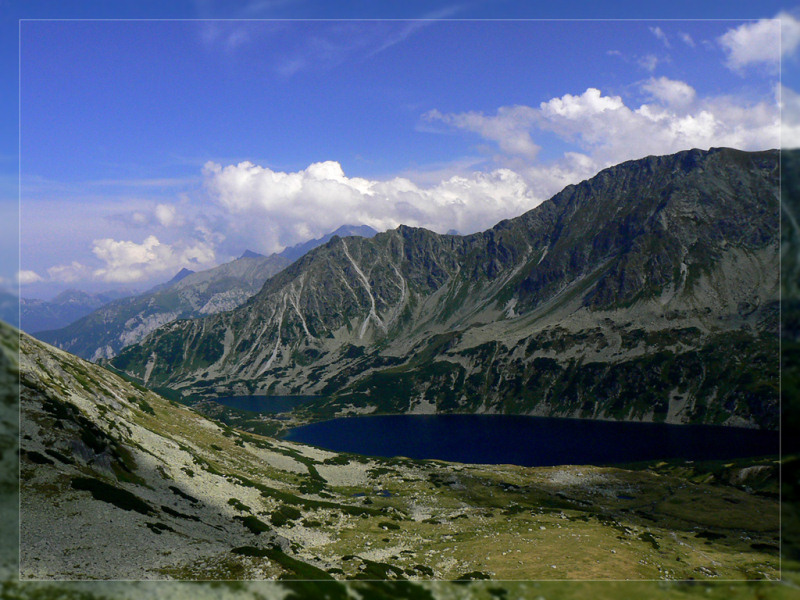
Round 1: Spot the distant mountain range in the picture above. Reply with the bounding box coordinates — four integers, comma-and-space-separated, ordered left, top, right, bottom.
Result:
111, 148, 780, 429
278, 225, 378, 262
34, 253, 290, 361
20, 288, 134, 333
32, 225, 378, 361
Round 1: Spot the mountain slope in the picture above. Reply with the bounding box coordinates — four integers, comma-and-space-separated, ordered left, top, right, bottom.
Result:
15, 320, 780, 580
36, 253, 290, 361
112, 148, 780, 429
33, 225, 380, 362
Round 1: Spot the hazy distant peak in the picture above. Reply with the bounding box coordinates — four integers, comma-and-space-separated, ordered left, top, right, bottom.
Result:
168, 268, 195, 283
331, 224, 379, 237
51, 289, 91, 304
280, 224, 379, 262
239, 249, 264, 259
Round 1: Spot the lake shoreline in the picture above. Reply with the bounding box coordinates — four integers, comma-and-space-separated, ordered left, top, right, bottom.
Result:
278, 413, 779, 468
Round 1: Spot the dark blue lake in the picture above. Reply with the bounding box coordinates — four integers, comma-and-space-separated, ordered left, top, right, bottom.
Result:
214, 395, 318, 414
282, 414, 779, 467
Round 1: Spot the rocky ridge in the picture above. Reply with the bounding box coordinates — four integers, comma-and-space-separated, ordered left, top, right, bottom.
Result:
112, 148, 780, 429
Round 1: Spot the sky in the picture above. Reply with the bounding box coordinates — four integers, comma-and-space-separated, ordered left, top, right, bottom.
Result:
3, 1, 800, 299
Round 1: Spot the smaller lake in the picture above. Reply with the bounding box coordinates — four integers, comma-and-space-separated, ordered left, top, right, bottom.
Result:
282, 414, 778, 467
213, 395, 318, 414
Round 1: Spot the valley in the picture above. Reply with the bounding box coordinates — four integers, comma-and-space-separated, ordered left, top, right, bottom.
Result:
17, 322, 780, 581
7, 12, 797, 598
13, 148, 786, 586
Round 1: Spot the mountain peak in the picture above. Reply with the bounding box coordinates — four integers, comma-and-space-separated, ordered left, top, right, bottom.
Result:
239, 249, 264, 259
51, 289, 91, 304
168, 268, 195, 284
279, 224, 379, 262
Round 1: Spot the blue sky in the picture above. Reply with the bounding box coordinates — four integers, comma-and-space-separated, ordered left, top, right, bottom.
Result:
3, 1, 798, 298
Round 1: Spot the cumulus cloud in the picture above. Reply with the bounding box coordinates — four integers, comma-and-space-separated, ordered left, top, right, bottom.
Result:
430, 85, 779, 176
202, 160, 540, 251
717, 14, 799, 72
423, 106, 540, 159
107, 203, 184, 229
781, 84, 800, 148
91, 235, 216, 283
46, 261, 91, 283
641, 77, 696, 108
784, 11, 800, 58
202, 81, 781, 257
154, 203, 180, 227
17, 270, 43, 285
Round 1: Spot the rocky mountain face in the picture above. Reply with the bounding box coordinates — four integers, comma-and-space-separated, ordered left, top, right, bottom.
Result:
32, 226, 380, 363
36, 254, 290, 361
20, 288, 132, 333
112, 148, 780, 429
781, 149, 800, 454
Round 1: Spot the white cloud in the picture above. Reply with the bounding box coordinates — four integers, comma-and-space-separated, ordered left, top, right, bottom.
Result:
641, 77, 696, 108
202, 160, 541, 251
717, 15, 796, 72
520, 152, 600, 202
679, 32, 695, 48
650, 26, 670, 48
783, 11, 800, 58
638, 54, 659, 72
539, 87, 624, 122
423, 105, 540, 159
780, 84, 800, 148
426, 84, 780, 199
17, 270, 43, 285
46, 261, 91, 283
91, 235, 216, 283
272, 21, 450, 77
154, 203, 179, 227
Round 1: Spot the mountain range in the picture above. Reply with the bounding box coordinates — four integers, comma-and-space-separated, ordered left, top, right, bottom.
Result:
20, 288, 135, 333
32, 225, 378, 361
10, 147, 787, 582
34, 253, 291, 361
110, 148, 780, 429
